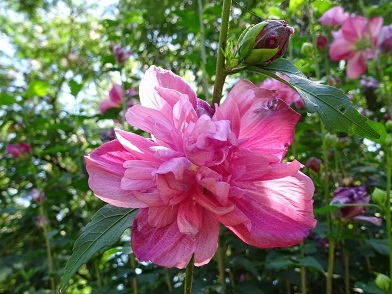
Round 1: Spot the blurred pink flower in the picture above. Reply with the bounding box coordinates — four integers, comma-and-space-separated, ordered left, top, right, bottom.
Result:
99, 83, 124, 114
6, 142, 31, 158
331, 184, 382, 225
318, 6, 350, 27
259, 73, 304, 108
329, 15, 383, 79
85, 66, 316, 269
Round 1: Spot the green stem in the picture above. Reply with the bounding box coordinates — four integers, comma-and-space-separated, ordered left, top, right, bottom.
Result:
326, 240, 335, 294
165, 270, 173, 292
94, 260, 103, 290
184, 255, 195, 294
130, 251, 138, 294
385, 144, 392, 294
300, 241, 307, 294
211, 0, 232, 106
306, 0, 320, 80
197, 0, 210, 102
343, 246, 350, 294
217, 235, 226, 293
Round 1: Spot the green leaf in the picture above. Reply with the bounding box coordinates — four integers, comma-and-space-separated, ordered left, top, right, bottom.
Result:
367, 121, 387, 145
289, 0, 306, 12
248, 59, 380, 139
26, 80, 50, 98
60, 205, 137, 291
297, 256, 324, 273
68, 80, 83, 97
314, 204, 339, 215
367, 239, 389, 255
0, 93, 16, 105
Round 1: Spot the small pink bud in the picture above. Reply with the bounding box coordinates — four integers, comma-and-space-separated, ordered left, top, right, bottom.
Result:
316, 34, 328, 49
114, 46, 132, 63
305, 157, 322, 173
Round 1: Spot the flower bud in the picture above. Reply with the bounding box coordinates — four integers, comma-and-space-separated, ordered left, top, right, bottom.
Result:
385, 134, 392, 146
375, 273, 390, 292
301, 42, 313, 56
305, 157, 322, 173
237, 20, 294, 65
378, 24, 392, 55
316, 34, 328, 49
114, 45, 132, 64
372, 188, 387, 206
386, 120, 392, 132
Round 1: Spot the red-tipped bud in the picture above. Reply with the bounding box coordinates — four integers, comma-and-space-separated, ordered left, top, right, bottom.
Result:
316, 34, 328, 49
237, 20, 294, 65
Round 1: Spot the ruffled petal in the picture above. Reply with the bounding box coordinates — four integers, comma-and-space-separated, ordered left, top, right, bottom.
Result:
224, 172, 316, 248
115, 129, 159, 162
216, 80, 275, 137
139, 66, 198, 110
132, 208, 219, 268
122, 160, 158, 190
148, 205, 179, 228
126, 105, 182, 150
177, 198, 203, 234
85, 140, 148, 208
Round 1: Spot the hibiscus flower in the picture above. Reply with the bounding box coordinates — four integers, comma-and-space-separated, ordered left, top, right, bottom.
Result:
329, 15, 383, 79
85, 66, 316, 268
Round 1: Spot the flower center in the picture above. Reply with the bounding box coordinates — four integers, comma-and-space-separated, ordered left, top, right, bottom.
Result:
355, 37, 373, 51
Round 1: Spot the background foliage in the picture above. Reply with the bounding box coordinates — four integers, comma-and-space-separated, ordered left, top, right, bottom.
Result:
1, 0, 392, 293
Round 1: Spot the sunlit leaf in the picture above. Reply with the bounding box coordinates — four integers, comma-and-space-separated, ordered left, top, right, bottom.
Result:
248, 59, 380, 139
26, 80, 50, 98
289, 0, 306, 12
60, 205, 137, 291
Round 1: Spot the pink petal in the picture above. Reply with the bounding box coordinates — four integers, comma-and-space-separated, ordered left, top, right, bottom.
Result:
354, 216, 382, 226
126, 105, 183, 150
85, 140, 148, 208
329, 37, 355, 61
132, 208, 219, 268
318, 6, 349, 27
156, 173, 193, 206
109, 83, 124, 104
99, 98, 120, 114
346, 52, 367, 79
367, 17, 384, 38
238, 98, 300, 161
177, 198, 203, 234
341, 16, 367, 42
156, 157, 190, 180
121, 160, 158, 190
148, 205, 179, 228
115, 129, 160, 162
139, 66, 198, 111
216, 80, 272, 136
224, 172, 316, 248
